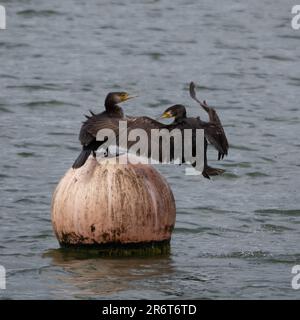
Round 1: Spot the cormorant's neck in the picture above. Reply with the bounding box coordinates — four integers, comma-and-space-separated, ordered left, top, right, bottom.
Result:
105, 103, 124, 117
105, 103, 117, 113
104, 96, 123, 116
174, 112, 187, 124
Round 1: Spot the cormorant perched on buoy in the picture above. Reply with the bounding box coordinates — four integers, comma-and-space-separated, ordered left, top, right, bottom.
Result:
72, 84, 228, 179
160, 104, 226, 178
72, 92, 136, 168
162, 100, 229, 161
75, 103, 226, 178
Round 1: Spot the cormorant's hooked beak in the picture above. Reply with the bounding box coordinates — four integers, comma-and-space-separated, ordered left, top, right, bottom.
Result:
122, 94, 138, 102
161, 111, 173, 119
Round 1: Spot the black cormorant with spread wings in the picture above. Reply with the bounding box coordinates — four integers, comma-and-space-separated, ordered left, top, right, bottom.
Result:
160, 104, 226, 178
72, 83, 229, 178
77, 105, 224, 178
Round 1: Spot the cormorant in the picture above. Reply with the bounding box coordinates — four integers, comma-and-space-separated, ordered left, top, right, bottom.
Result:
77, 103, 225, 178
160, 104, 226, 178
72, 84, 228, 179
72, 92, 136, 169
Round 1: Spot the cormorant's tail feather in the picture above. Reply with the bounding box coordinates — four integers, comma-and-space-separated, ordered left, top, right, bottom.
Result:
218, 151, 228, 160
72, 149, 91, 169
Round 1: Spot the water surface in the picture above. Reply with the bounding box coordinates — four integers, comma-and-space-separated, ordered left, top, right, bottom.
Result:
0, 0, 300, 299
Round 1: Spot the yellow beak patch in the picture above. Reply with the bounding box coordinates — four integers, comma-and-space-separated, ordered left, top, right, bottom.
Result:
161, 111, 173, 118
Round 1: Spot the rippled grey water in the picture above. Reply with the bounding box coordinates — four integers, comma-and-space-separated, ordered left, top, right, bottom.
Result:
1, 0, 300, 299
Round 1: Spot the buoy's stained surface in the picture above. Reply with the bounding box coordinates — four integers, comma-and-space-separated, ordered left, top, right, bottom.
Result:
52, 157, 176, 246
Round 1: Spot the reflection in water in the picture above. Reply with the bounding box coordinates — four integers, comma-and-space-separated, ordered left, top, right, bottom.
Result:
44, 248, 175, 298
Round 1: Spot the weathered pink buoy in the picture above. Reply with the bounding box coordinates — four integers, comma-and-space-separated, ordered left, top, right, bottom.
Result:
51, 155, 176, 253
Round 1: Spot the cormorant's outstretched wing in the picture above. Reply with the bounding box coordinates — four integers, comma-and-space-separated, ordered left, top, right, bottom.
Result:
78, 115, 166, 156
80, 115, 165, 138
197, 118, 228, 159
189, 81, 229, 159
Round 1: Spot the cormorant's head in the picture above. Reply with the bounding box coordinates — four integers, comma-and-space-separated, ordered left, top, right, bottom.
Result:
105, 92, 136, 107
161, 104, 187, 121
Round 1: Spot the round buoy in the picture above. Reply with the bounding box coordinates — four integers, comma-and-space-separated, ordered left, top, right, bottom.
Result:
51, 155, 176, 255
